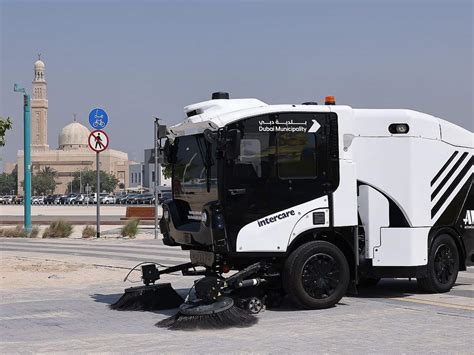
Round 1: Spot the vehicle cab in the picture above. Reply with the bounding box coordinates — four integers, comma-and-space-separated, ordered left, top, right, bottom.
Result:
160, 93, 357, 261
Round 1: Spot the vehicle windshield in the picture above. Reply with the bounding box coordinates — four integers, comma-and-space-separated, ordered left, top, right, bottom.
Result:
171, 134, 217, 213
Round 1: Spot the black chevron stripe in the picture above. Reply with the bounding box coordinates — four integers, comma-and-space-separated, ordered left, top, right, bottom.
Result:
431, 151, 458, 186
431, 151, 468, 201
431, 157, 473, 218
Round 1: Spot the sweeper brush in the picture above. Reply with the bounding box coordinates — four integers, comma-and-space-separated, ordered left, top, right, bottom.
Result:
110, 262, 192, 312
110, 284, 184, 311
111, 261, 269, 329
156, 297, 257, 330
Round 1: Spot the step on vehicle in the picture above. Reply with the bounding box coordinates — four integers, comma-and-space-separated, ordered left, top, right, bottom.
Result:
112, 92, 473, 328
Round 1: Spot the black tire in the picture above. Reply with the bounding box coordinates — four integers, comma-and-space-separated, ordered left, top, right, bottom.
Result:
358, 277, 381, 288
283, 241, 350, 309
417, 234, 459, 293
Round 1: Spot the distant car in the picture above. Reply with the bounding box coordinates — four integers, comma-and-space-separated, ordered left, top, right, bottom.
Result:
1, 195, 14, 204
116, 194, 129, 204
136, 193, 154, 204
101, 195, 116, 204
92, 193, 108, 204
44, 194, 59, 205
64, 194, 78, 204
158, 191, 172, 204
115, 192, 126, 199
58, 195, 69, 204
125, 194, 139, 204
74, 194, 86, 204
31, 196, 44, 205
13, 195, 24, 205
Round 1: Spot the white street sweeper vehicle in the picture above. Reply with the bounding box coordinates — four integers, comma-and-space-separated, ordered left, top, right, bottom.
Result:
112, 92, 473, 329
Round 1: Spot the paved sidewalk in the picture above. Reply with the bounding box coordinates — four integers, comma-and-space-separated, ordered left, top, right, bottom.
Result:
0, 238, 473, 353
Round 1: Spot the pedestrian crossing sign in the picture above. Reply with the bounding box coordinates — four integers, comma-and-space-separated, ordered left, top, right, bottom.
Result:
88, 129, 109, 153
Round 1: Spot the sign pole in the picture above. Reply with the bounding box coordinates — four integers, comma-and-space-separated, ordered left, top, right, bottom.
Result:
154, 118, 159, 240
96, 151, 100, 238
87, 108, 109, 239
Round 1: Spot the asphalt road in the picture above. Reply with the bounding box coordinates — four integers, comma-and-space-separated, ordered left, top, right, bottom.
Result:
0, 237, 473, 353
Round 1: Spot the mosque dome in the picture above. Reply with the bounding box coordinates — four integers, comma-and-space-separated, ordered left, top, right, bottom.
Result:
34, 60, 45, 69
58, 121, 90, 150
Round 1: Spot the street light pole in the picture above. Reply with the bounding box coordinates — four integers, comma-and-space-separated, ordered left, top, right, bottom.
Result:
14, 84, 32, 233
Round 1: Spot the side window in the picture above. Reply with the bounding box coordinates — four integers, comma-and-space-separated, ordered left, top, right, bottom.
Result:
239, 139, 262, 178
277, 132, 317, 179
232, 117, 276, 181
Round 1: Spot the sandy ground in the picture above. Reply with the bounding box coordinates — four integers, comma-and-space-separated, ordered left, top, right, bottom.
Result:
0, 255, 126, 290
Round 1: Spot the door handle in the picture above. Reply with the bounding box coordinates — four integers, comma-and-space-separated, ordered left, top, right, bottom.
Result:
228, 188, 246, 196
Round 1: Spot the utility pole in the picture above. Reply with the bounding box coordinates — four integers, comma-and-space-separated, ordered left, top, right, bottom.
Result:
14, 84, 32, 233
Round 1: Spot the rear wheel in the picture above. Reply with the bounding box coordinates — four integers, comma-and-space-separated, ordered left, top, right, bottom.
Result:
417, 234, 459, 293
283, 241, 350, 309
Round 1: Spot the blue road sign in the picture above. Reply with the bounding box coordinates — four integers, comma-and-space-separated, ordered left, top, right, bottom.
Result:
88, 108, 109, 129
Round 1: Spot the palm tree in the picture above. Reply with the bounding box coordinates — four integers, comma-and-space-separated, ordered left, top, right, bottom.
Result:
40, 166, 57, 178
0, 116, 12, 147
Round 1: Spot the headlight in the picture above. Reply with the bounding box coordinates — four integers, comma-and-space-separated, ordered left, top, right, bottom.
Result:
163, 209, 169, 221
201, 210, 208, 224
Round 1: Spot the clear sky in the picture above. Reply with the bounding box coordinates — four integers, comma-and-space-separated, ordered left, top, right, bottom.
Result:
1, 0, 472, 170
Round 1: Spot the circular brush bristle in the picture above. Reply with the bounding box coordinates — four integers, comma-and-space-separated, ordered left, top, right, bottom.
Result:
156, 304, 258, 330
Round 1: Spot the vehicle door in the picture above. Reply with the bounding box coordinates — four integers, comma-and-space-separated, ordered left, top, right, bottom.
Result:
224, 112, 339, 248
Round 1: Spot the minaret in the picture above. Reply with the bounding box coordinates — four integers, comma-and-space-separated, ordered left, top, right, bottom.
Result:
31, 54, 49, 150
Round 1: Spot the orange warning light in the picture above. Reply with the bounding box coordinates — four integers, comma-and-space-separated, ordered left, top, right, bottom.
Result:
325, 96, 336, 105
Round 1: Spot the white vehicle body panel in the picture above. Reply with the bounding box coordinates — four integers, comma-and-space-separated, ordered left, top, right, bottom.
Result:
236, 196, 329, 252
169, 96, 473, 266
374, 228, 429, 266
357, 185, 390, 259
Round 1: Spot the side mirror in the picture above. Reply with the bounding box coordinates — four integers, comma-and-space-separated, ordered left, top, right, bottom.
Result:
157, 125, 168, 139
225, 129, 241, 160
203, 128, 217, 144
163, 139, 176, 164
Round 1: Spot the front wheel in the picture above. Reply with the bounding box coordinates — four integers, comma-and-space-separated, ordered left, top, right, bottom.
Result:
417, 234, 459, 293
283, 241, 350, 309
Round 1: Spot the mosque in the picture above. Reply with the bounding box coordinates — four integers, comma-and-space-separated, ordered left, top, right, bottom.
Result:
11, 56, 132, 194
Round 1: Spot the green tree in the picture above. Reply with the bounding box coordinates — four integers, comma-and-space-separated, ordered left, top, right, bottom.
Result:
0, 171, 17, 194
162, 163, 172, 179
31, 168, 57, 195
68, 169, 118, 193
41, 166, 57, 178
0, 116, 12, 147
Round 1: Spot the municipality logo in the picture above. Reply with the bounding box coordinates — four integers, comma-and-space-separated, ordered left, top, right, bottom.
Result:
258, 119, 320, 133
308, 119, 320, 133
463, 210, 474, 229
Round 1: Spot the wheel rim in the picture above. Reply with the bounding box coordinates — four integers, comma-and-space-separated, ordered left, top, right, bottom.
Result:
434, 244, 455, 284
301, 253, 340, 299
